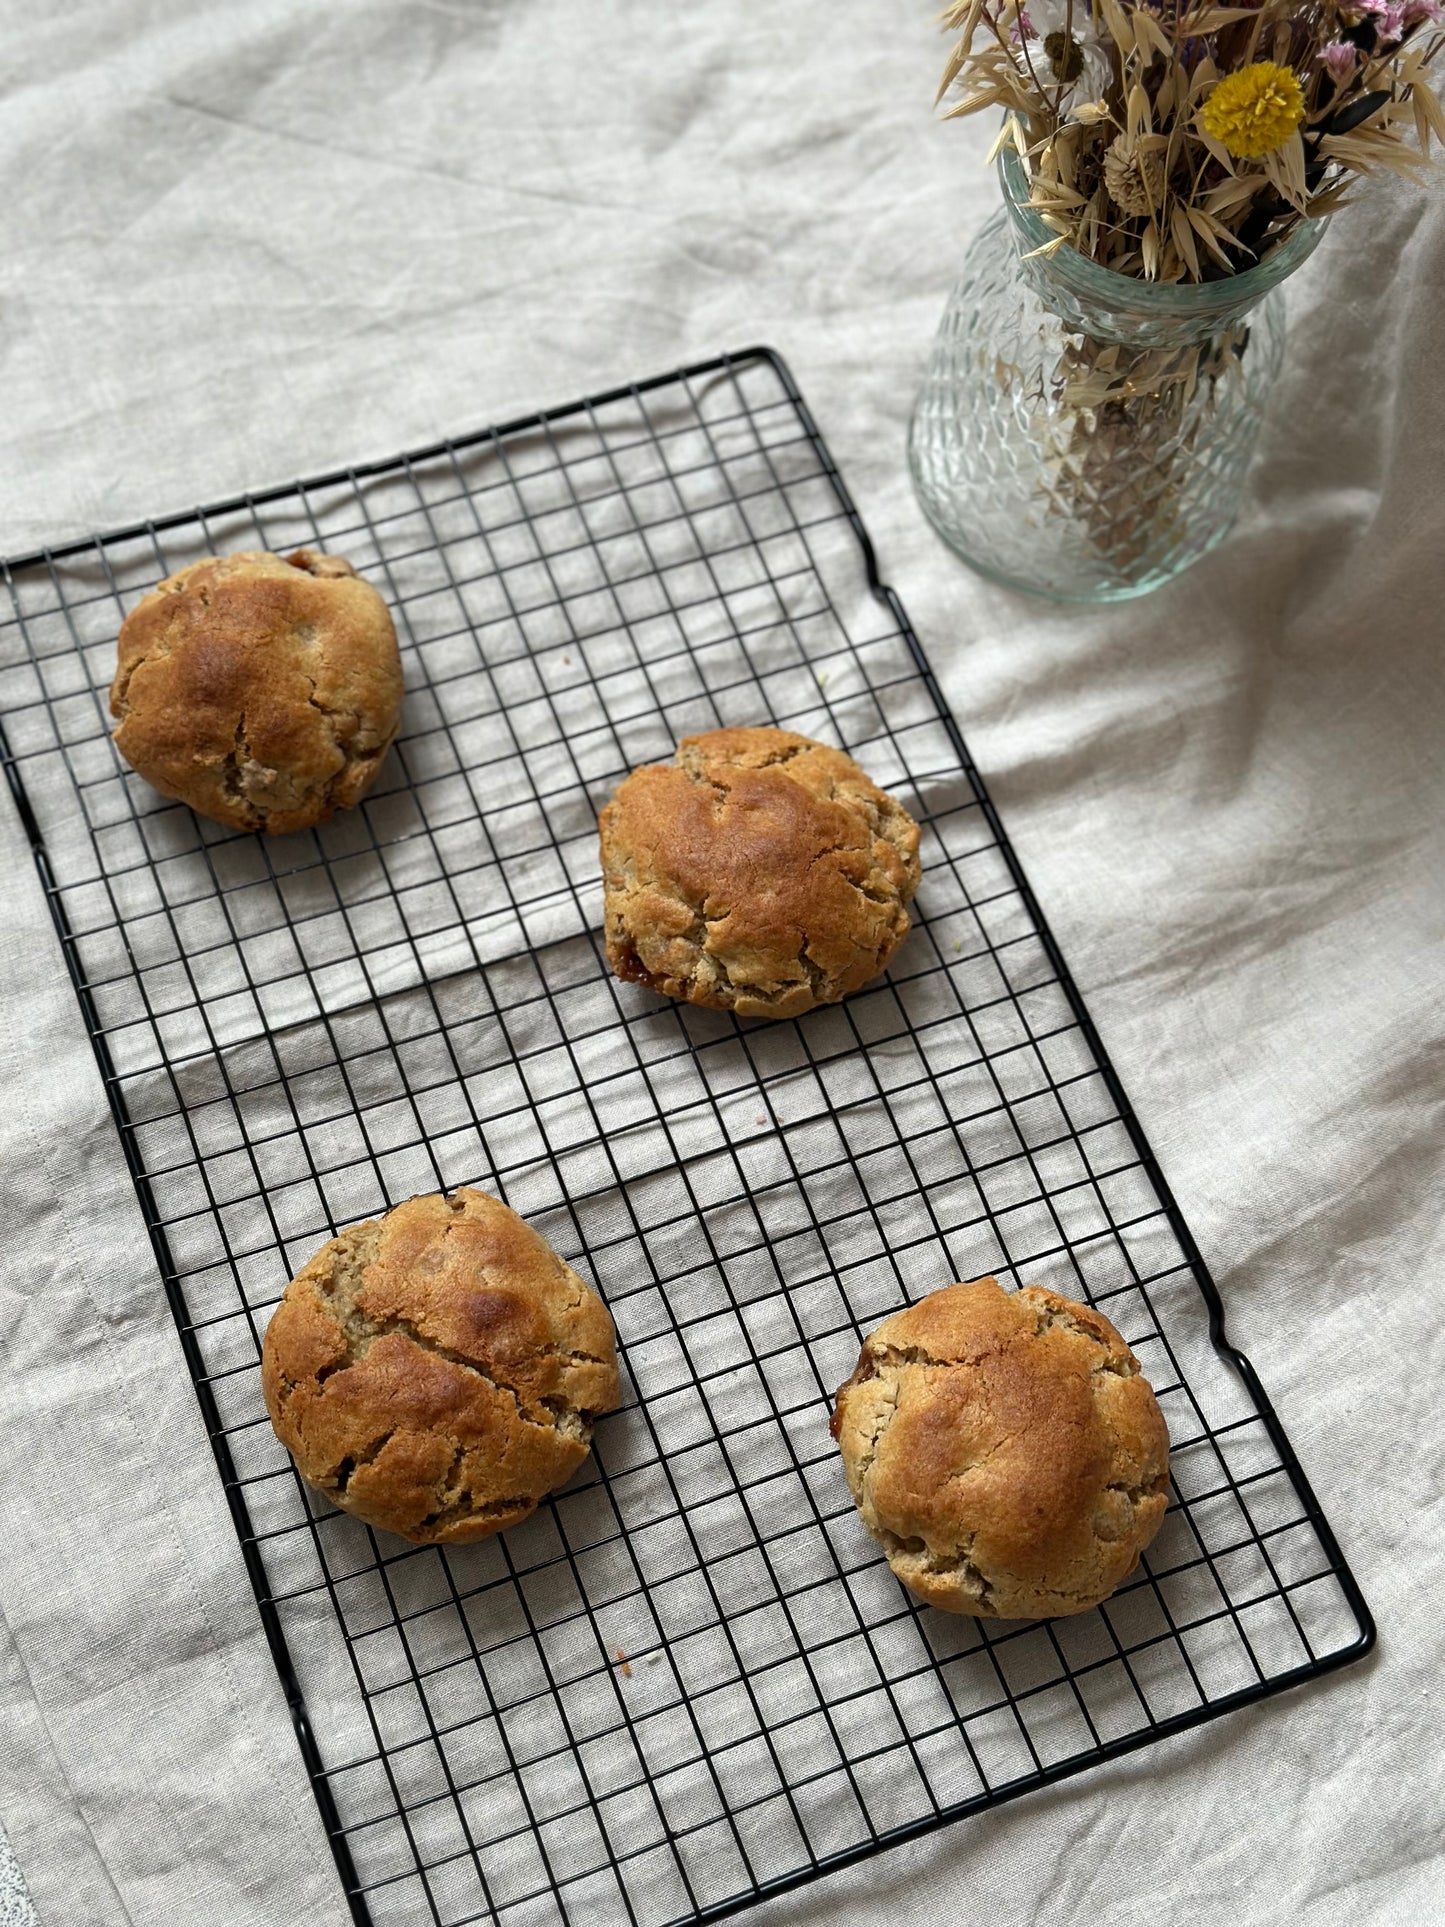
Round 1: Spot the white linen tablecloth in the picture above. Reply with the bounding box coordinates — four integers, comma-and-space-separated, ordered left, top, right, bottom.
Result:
1, 3, 1441, 1923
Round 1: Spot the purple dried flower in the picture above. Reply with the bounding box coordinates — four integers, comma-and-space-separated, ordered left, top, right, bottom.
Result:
1321, 35, 1357, 74
1402, 0, 1444, 23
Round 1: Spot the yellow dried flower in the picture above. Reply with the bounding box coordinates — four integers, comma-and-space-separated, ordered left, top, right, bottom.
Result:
1200, 61, 1306, 158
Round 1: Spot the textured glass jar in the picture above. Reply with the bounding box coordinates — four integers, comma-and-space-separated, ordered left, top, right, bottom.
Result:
909, 147, 1324, 602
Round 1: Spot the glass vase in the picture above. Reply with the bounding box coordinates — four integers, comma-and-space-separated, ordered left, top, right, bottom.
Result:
909, 146, 1325, 602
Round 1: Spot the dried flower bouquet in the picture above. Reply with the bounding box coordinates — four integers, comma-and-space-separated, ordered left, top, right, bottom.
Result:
937, 0, 1445, 281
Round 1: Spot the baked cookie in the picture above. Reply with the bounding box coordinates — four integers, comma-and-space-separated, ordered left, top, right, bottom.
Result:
832, 1278, 1169, 1618
110, 548, 403, 834
261, 1188, 620, 1545
599, 727, 921, 1019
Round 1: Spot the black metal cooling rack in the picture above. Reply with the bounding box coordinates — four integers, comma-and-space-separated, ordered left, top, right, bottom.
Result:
0, 347, 1372, 1927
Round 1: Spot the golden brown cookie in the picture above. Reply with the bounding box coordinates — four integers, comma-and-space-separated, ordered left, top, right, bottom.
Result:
598, 727, 921, 1019
261, 1188, 620, 1545
831, 1278, 1169, 1618
110, 548, 403, 834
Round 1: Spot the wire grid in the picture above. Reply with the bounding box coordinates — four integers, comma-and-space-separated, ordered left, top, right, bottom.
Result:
0, 349, 1371, 1927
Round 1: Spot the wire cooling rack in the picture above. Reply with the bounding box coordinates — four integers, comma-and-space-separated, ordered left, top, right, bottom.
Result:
0, 348, 1372, 1927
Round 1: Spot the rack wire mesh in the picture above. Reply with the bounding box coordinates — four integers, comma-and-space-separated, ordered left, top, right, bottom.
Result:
0, 347, 1371, 1927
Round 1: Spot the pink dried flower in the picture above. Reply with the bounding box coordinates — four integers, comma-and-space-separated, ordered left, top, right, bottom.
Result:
1321, 36, 1357, 75
1403, 0, 1444, 23
1361, 0, 1407, 34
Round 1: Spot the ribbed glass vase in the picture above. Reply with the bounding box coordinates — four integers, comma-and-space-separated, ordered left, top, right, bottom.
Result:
909, 146, 1325, 602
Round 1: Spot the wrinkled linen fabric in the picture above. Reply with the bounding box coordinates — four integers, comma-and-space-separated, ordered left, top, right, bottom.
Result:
1, 2, 1441, 1924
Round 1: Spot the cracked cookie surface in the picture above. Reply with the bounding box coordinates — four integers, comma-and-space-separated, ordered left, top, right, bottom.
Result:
110, 548, 402, 834
261, 1188, 621, 1545
598, 727, 921, 1019
831, 1278, 1169, 1618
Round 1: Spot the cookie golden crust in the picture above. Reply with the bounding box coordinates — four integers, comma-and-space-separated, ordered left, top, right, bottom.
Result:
261, 1189, 621, 1545
831, 1279, 1169, 1619
598, 727, 922, 1019
110, 548, 403, 835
